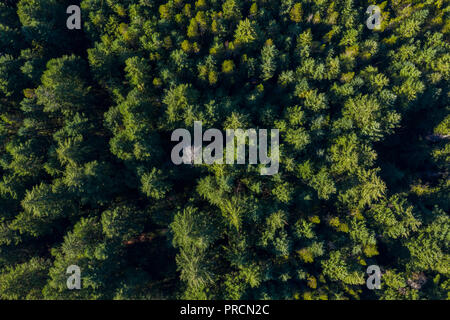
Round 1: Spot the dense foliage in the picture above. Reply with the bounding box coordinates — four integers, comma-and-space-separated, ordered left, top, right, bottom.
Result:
0, 0, 448, 300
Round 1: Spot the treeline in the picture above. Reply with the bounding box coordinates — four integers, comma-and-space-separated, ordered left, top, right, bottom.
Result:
0, 0, 448, 299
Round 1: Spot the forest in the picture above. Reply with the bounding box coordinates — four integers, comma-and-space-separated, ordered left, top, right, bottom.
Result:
0, 0, 448, 300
